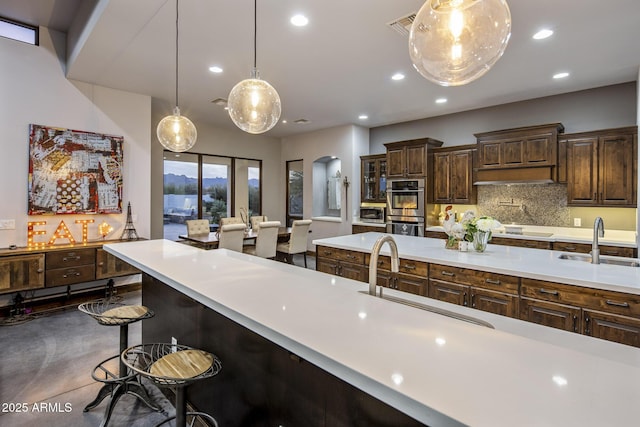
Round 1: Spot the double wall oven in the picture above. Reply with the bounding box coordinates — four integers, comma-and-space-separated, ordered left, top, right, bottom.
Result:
386, 178, 425, 236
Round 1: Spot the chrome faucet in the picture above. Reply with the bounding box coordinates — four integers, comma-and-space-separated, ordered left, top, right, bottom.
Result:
592, 217, 605, 264
369, 235, 399, 296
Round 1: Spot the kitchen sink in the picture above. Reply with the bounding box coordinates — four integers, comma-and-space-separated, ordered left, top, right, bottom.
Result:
558, 253, 640, 267
360, 291, 494, 328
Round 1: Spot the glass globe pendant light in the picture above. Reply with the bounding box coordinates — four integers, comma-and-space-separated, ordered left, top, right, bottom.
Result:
157, 0, 197, 152
408, 0, 512, 87
228, 0, 281, 134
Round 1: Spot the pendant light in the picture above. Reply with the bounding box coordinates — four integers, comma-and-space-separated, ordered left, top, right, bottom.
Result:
228, 0, 281, 134
408, 0, 512, 87
157, 0, 197, 152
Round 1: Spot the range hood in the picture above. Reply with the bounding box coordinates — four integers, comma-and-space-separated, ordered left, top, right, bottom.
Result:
473, 166, 555, 185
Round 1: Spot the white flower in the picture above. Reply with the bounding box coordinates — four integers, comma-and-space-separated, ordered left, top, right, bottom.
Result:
475, 217, 502, 232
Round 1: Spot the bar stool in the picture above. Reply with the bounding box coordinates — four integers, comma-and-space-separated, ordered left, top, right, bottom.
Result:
122, 343, 222, 427
78, 299, 159, 426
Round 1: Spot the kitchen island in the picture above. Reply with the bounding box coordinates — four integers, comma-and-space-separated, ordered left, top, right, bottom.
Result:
105, 239, 640, 427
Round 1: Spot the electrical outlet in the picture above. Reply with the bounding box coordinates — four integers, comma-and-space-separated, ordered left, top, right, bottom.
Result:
0, 219, 16, 230
573, 218, 581, 227
171, 336, 177, 353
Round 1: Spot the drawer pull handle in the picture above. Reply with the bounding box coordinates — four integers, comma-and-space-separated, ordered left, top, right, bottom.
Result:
98, 262, 104, 266
346, 255, 356, 259
485, 278, 501, 285
378, 260, 384, 266
602, 251, 619, 256
323, 251, 332, 256
62, 256, 81, 262
441, 271, 455, 277
37, 269, 44, 273
403, 264, 416, 270
539, 288, 559, 296
562, 246, 576, 251
605, 300, 629, 308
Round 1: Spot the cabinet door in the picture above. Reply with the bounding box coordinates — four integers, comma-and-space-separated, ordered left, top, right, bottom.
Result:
584, 309, 640, 348
478, 141, 502, 168
338, 262, 368, 282
599, 134, 635, 205
405, 145, 426, 177
428, 279, 468, 307
396, 273, 428, 297
470, 287, 519, 318
450, 150, 475, 203
386, 148, 405, 178
361, 158, 378, 202
377, 159, 387, 201
316, 258, 339, 276
503, 139, 524, 166
0, 254, 45, 294
96, 248, 139, 279
524, 136, 554, 165
567, 137, 599, 205
520, 297, 581, 333
432, 152, 452, 203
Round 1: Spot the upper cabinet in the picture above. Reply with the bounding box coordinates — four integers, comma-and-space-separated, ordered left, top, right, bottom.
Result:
360, 154, 387, 203
431, 145, 477, 204
474, 123, 564, 183
385, 138, 443, 179
565, 126, 637, 207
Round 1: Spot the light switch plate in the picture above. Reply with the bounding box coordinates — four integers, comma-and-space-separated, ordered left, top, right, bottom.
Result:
0, 219, 16, 230
573, 218, 581, 227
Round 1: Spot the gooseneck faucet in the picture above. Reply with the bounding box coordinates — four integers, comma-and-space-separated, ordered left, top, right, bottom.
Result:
369, 235, 399, 296
592, 217, 605, 264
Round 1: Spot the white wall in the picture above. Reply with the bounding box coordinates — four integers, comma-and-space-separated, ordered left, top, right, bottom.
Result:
0, 27, 151, 248
150, 102, 283, 238
281, 125, 369, 250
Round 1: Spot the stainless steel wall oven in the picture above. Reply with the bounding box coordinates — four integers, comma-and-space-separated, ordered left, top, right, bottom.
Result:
386, 178, 425, 236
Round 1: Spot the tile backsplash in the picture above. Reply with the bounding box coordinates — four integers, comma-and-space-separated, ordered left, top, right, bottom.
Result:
476, 184, 570, 226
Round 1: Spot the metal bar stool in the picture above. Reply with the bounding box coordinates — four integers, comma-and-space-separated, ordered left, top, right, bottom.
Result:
122, 343, 222, 427
78, 299, 159, 426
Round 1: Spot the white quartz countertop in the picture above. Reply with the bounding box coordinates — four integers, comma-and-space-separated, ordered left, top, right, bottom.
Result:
105, 239, 640, 427
314, 232, 640, 295
427, 225, 637, 247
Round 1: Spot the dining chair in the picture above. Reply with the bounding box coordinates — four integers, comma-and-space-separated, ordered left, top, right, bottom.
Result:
276, 219, 312, 267
219, 217, 244, 227
243, 221, 281, 259
185, 219, 210, 236
250, 215, 268, 230
217, 223, 246, 252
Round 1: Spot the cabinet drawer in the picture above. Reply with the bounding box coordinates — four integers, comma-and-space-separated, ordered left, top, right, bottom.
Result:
490, 237, 552, 250
316, 247, 364, 264
429, 263, 519, 294
46, 265, 95, 287
552, 242, 635, 257
521, 278, 640, 317
367, 255, 427, 277
46, 248, 96, 269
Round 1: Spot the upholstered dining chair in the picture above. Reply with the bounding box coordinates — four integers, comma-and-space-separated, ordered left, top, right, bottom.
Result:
219, 217, 244, 227
217, 223, 246, 252
185, 219, 210, 236
276, 219, 312, 267
243, 221, 281, 259
250, 215, 268, 230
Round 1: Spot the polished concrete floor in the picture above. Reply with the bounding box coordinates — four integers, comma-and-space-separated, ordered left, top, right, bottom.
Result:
0, 253, 314, 427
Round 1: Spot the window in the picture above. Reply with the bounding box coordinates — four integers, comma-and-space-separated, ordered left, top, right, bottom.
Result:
163, 151, 261, 240
0, 17, 38, 45
286, 160, 303, 226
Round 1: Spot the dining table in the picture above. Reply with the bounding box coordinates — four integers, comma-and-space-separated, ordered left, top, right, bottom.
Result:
179, 226, 292, 250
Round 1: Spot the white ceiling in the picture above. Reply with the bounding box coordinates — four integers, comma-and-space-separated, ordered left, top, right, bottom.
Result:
2, 0, 640, 138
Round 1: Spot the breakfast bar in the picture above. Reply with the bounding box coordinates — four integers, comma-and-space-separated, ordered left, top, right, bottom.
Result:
105, 238, 640, 427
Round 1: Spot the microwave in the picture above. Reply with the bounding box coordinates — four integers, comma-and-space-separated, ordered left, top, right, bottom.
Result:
359, 206, 385, 223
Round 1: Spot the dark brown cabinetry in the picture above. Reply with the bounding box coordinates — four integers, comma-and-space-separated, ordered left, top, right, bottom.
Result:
428, 264, 519, 318
366, 254, 428, 296
520, 278, 640, 347
360, 154, 387, 203
352, 225, 384, 234
552, 241, 636, 258
489, 237, 552, 250
96, 248, 140, 279
0, 254, 45, 294
431, 145, 476, 204
384, 138, 443, 179
475, 123, 564, 183
565, 126, 637, 206
316, 246, 368, 282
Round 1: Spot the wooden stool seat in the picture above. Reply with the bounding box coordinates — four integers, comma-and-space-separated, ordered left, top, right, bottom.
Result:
100, 305, 149, 324
79, 299, 154, 326
150, 349, 213, 379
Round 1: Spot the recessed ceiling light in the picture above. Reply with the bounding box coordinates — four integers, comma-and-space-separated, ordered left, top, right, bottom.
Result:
358, 114, 368, 120
208, 66, 223, 73
553, 72, 570, 79
391, 73, 405, 81
290, 14, 308, 27
533, 29, 553, 40
435, 98, 447, 104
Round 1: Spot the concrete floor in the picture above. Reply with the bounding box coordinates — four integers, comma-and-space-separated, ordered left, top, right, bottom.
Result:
0, 253, 315, 427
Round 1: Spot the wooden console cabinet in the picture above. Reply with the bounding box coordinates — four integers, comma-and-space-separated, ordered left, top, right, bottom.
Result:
0, 254, 45, 294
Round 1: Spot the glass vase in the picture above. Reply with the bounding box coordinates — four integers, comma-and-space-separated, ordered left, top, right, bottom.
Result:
472, 231, 491, 252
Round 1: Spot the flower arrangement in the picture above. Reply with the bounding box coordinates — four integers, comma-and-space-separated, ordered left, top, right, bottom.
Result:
442, 208, 501, 251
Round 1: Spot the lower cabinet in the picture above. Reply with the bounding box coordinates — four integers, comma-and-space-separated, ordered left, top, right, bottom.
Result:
583, 310, 640, 347
366, 255, 428, 296
428, 264, 519, 318
316, 246, 368, 282
0, 254, 45, 294
352, 225, 385, 234
552, 241, 636, 258
519, 297, 581, 333
96, 248, 140, 279
489, 237, 552, 250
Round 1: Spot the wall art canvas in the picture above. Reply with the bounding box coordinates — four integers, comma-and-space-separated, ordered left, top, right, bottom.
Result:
28, 124, 124, 215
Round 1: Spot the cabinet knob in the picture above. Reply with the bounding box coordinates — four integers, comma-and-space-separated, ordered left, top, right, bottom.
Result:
37, 269, 43, 273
